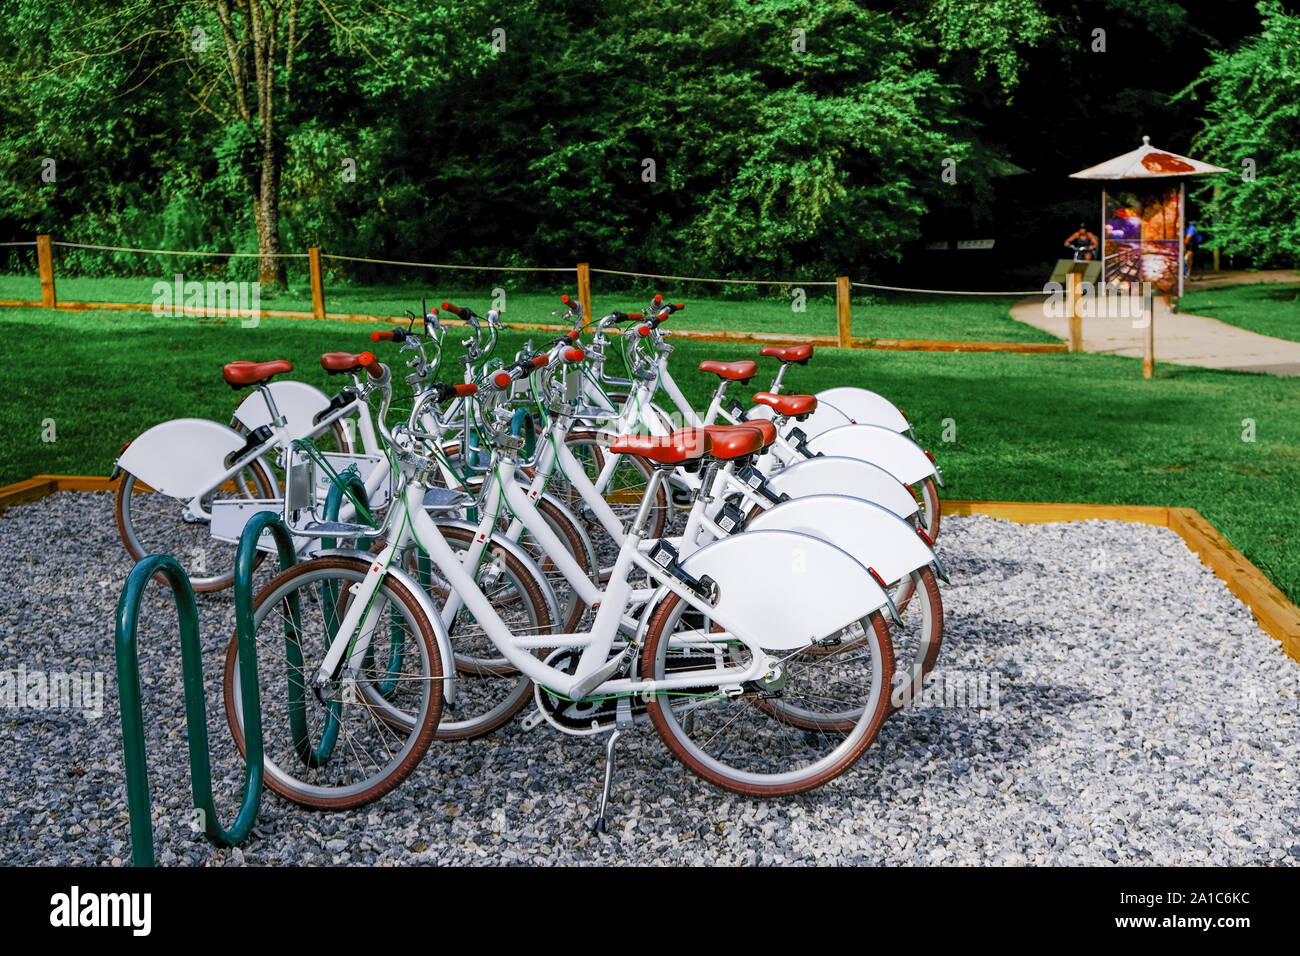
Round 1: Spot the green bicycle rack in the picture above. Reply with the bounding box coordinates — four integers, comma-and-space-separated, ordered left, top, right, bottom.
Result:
114, 510, 296, 867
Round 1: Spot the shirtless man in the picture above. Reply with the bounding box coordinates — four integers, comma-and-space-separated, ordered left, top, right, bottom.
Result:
1064, 223, 1099, 260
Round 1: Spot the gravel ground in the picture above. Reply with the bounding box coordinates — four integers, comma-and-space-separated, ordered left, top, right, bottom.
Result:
1, 491, 1297, 866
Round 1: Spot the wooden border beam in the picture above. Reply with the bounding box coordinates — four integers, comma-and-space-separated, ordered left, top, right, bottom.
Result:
942, 499, 1300, 659
0, 300, 1069, 353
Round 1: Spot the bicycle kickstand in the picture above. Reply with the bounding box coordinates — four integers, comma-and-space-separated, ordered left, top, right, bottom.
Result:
594, 696, 634, 834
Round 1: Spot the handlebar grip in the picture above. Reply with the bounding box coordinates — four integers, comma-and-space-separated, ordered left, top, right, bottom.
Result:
440, 301, 464, 318
453, 383, 478, 397
653, 294, 663, 306
566, 328, 582, 342
561, 293, 581, 311
530, 354, 549, 369
625, 312, 643, 320
370, 330, 396, 341
636, 324, 650, 337
492, 371, 512, 389
358, 351, 385, 380
564, 347, 585, 362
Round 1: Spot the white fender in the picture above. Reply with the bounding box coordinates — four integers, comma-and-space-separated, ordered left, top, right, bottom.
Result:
806, 424, 942, 487
763, 456, 918, 521
746, 494, 935, 586
115, 418, 248, 500
677, 530, 891, 649
812, 387, 910, 434
777, 398, 851, 441
233, 380, 333, 440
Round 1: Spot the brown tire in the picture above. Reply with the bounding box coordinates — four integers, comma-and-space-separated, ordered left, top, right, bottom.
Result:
222, 555, 443, 809
915, 476, 941, 542
887, 566, 945, 713
640, 597, 894, 797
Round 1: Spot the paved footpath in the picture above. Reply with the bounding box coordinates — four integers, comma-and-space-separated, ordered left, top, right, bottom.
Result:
1011, 271, 1300, 377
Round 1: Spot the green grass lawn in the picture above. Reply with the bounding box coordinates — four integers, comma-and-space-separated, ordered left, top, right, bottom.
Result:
1181, 282, 1300, 342
0, 272, 1059, 343
1, 303, 1295, 604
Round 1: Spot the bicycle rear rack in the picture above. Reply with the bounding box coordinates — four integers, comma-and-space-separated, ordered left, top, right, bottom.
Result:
113, 511, 297, 866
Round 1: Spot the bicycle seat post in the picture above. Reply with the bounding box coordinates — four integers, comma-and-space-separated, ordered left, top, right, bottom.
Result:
256, 381, 287, 428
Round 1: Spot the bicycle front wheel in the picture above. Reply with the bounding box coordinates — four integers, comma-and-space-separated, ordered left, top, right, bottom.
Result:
223, 555, 444, 809
641, 598, 894, 796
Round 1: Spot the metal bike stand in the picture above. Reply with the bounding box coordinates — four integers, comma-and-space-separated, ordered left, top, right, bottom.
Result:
113, 511, 296, 866
594, 696, 635, 834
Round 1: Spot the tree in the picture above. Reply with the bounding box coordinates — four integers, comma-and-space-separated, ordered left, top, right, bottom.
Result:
1182, 1, 1300, 267
6, 1, 410, 287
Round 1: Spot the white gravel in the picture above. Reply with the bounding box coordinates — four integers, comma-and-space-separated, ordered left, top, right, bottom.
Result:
1, 492, 1297, 866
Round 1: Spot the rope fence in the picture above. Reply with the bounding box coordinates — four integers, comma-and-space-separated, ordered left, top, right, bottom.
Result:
1, 233, 1059, 350
852, 280, 1043, 296
51, 240, 310, 259
590, 266, 837, 287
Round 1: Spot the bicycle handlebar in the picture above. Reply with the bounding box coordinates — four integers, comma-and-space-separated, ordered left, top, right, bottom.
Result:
358, 351, 385, 380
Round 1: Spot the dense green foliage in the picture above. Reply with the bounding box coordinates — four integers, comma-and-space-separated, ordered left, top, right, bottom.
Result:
0, 1, 1291, 278
1183, 2, 1300, 268
0, 0, 1051, 279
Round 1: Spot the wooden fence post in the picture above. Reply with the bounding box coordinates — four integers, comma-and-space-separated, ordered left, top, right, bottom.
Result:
1144, 296, 1155, 379
836, 276, 851, 348
576, 262, 592, 325
308, 247, 325, 320
36, 234, 56, 308
1066, 268, 1083, 352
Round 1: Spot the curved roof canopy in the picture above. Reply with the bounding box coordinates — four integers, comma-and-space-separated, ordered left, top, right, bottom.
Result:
1069, 136, 1228, 180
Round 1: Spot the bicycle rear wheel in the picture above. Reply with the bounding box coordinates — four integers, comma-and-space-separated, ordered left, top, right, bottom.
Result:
410, 525, 558, 741
641, 598, 893, 796
223, 555, 443, 809
115, 459, 276, 593
548, 429, 668, 561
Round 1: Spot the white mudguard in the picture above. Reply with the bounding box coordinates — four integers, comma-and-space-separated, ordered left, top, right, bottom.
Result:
746, 494, 935, 586
806, 424, 942, 487
775, 399, 852, 442
233, 380, 333, 440
812, 387, 910, 434
763, 456, 918, 521
676, 530, 891, 649
115, 418, 247, 500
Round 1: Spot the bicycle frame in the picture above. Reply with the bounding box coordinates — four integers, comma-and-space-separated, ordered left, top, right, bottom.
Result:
313, 478, 782, 701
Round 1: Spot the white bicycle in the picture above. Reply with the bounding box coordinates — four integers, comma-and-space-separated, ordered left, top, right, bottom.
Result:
223, 350, 899, 815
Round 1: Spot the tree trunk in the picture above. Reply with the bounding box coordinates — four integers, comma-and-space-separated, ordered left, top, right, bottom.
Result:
253, 139, 284, 288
